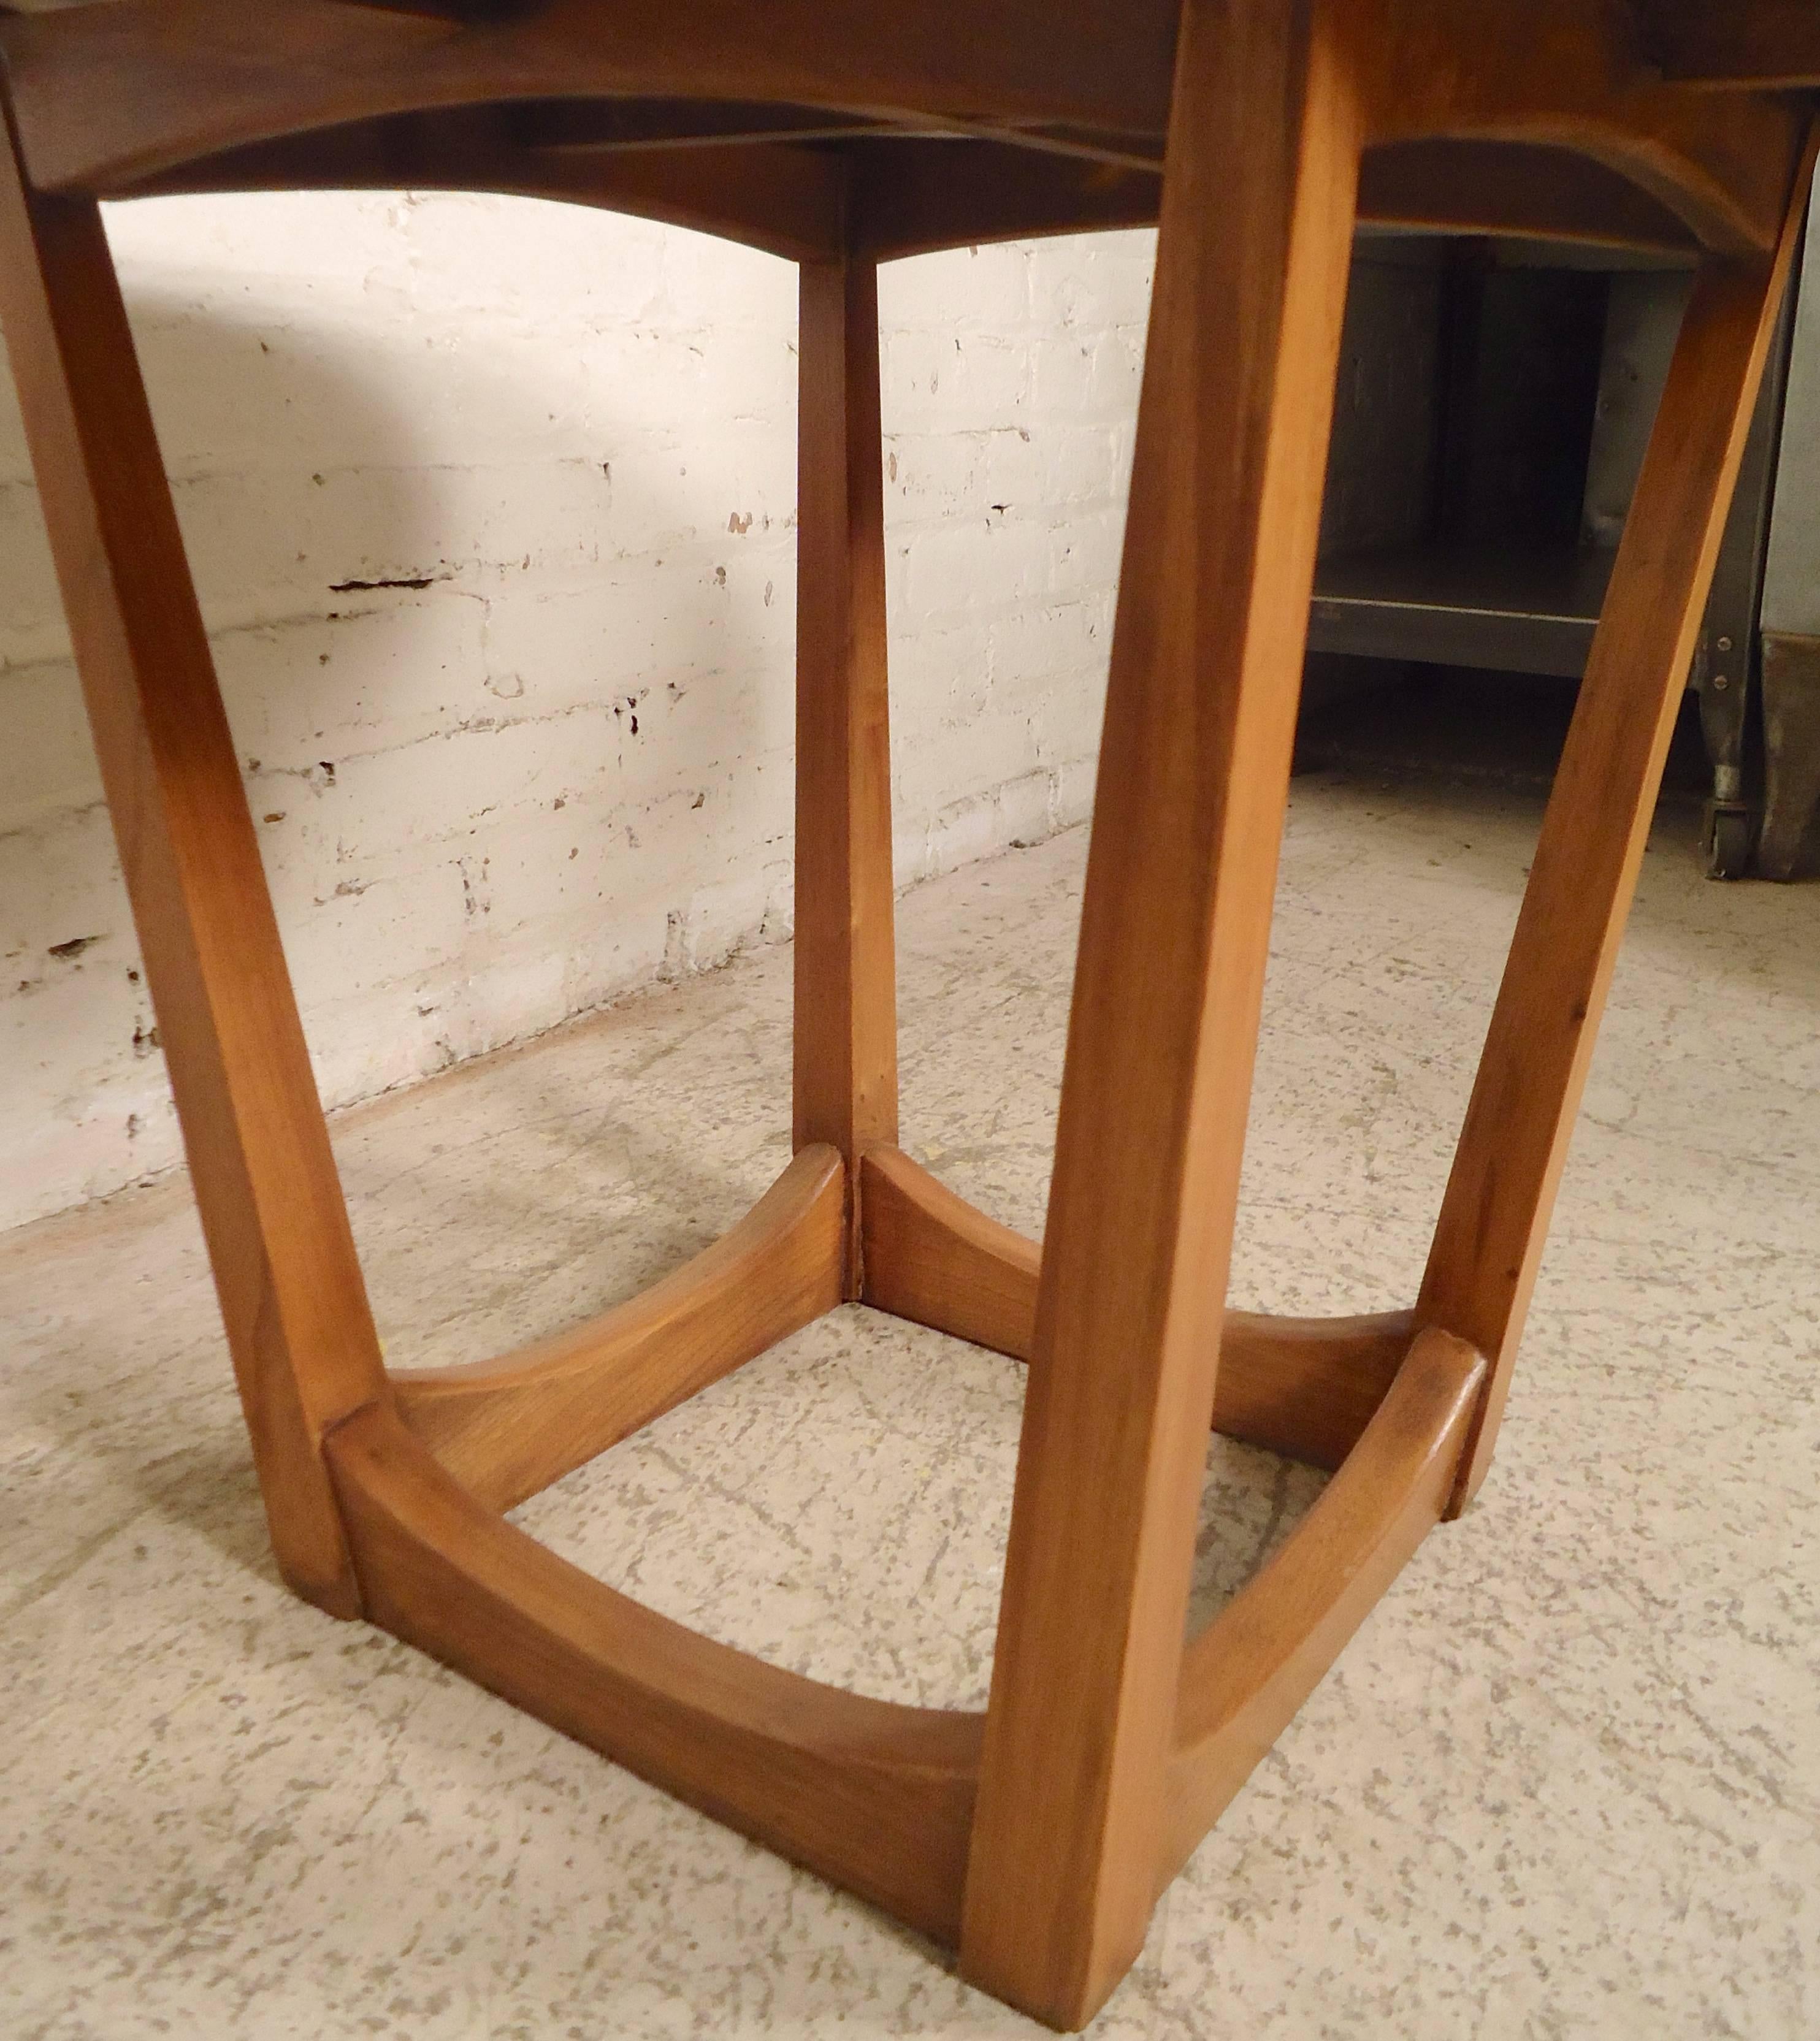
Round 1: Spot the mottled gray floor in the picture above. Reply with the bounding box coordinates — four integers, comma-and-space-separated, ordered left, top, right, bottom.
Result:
2, 764, 1816, 2039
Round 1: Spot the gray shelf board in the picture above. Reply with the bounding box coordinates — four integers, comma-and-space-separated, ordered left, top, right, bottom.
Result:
1310, 542, 1618, 677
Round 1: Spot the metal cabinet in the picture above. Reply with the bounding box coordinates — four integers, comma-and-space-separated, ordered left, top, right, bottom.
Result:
1309, 210, 1817, 879
1759, 193, 1820, 880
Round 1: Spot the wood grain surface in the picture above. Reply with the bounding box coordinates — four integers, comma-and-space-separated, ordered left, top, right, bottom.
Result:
959, 2, 1367, 2022
0, 88, 389, 1617
395, 1148, 845, 1511
794, 242, 898, 1292
861, 1146, 1415, 1470
4, 2, 1812, 2029
1420, 148, 1816, 1511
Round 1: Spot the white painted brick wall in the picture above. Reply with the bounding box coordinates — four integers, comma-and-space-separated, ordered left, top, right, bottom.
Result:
0, 190, 1154, 1231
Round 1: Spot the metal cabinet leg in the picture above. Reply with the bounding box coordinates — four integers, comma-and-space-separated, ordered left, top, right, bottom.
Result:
1759, 631, 1820, 878
1699, 268, 1797, 879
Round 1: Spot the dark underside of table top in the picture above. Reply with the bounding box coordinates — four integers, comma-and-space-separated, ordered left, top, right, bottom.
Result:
0, 1, 1815, 268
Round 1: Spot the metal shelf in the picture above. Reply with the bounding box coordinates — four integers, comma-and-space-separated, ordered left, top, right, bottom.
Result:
1309, 541, 1618, 677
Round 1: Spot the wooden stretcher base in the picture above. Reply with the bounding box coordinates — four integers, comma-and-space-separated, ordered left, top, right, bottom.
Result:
2, 0, 1812, 2026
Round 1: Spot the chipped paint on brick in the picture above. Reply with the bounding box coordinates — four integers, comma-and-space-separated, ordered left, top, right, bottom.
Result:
0, 191, 1153, 1228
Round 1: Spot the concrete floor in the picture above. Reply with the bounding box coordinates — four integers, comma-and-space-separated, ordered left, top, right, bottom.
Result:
2, 760, 1817, 2039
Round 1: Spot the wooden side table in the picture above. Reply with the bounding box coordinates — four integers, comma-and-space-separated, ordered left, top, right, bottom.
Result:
2, 2, 1813, 2027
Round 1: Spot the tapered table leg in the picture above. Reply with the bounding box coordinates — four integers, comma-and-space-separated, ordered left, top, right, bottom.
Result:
958, 2, 1366, 2026
793, 243, 898, 1289
1419, 178, 1812, 1514
0, 95, 388, 1614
